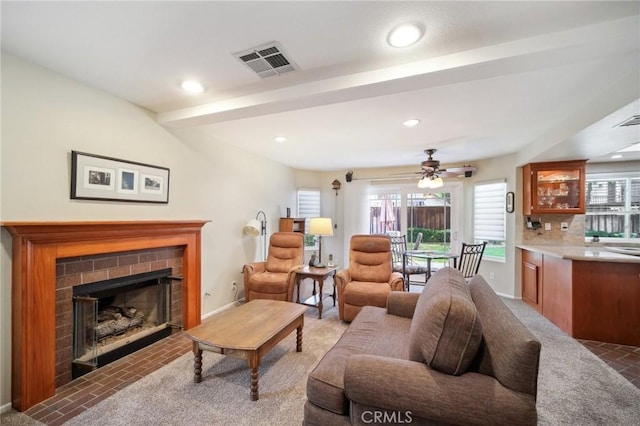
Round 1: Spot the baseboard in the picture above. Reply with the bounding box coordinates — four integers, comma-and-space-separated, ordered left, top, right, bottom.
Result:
201, 300, 242, 321
496, 291, 519, 300
1, 402, 12, 414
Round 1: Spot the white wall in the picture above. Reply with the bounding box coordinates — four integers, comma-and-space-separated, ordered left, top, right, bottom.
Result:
463, 153, 519, 298
0, 54, 304, 409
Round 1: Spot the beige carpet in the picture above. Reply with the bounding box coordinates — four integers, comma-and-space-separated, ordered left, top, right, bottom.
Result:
3, 297, 640, 425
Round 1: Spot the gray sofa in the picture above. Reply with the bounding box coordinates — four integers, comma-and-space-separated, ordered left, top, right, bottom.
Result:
304, 267, 541, 425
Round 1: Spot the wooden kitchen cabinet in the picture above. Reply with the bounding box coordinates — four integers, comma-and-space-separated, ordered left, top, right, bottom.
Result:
523, 160, 586, 215
279, 217, 306, 233
520, 248, 640, 346
522, 250, 542, 313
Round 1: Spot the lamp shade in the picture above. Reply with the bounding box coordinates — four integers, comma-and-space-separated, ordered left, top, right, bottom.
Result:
309, 217, 333, 236
243, 219, 261, 237
417, 175, 444, 189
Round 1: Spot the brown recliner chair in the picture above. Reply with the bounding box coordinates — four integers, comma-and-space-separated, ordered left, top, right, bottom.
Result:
243, 232, 304, 302
336, 234, 404, 322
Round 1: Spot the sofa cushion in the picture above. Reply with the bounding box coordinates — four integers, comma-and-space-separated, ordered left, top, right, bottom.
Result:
306, 306, 411, 415
408, 267, 483, 375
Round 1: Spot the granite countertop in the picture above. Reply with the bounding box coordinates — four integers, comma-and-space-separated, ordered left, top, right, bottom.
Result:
516, 244, 640, 263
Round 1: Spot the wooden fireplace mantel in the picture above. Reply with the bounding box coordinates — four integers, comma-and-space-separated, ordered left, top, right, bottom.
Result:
2, 220, 209, 411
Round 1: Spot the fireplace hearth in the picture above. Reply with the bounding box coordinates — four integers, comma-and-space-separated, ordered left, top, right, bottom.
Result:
72, 268, 178, 378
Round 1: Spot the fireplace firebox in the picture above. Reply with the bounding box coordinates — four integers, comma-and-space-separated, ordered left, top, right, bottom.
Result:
72, 268, 179, 378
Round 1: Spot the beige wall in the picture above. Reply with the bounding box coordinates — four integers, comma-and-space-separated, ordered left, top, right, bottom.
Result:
0, 54, 304, 409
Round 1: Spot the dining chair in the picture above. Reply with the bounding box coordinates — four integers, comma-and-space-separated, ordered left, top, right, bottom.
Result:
389, 233, 429, 290
457, 241, 487, 279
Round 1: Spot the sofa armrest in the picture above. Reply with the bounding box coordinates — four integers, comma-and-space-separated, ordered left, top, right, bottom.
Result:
344, 354, 536, 425
386, 292, 420, 318
388, 271, 404, 291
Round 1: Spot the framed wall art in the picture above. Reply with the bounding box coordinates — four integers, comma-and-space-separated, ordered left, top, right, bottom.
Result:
70, 150, 170, 203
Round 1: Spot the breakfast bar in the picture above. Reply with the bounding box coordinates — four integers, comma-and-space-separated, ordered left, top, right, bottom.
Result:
517, 244, 640, 346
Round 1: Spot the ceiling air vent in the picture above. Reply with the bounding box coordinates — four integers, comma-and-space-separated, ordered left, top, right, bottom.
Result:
233, 42, 299, 78
615, 115, 640, 127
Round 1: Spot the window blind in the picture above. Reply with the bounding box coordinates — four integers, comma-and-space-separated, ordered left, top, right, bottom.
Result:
297, 189, 321, 244
474, 181, 506, 243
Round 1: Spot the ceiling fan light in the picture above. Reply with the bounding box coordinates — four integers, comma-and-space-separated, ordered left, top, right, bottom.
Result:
417, 176, 429, 188
430, 177, 444, 188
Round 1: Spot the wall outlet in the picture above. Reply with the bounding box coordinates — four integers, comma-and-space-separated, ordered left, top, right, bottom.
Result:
544, 222, 551, 231
561, 222, 569, 231
231, 280, 238, 292
489, 272, 495, 280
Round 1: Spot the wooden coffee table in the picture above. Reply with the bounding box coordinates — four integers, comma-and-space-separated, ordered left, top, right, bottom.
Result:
185, 299, 308, 400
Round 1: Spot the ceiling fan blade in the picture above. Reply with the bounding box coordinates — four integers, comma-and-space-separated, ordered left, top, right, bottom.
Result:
439, 171, 462, 178
440, 165, 477, 178
388, 171, 423, 176
442, 165, 477, 173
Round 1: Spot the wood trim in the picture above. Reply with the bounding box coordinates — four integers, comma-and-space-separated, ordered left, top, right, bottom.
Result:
2, 221, 208, 411
521, 250, 543, 313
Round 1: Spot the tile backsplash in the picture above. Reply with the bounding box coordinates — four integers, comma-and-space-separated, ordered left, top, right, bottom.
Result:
522, 214, 585, 245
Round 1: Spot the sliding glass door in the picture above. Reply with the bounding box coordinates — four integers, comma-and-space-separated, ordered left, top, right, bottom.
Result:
367, 182, 461, 254
406, 192, 452, 252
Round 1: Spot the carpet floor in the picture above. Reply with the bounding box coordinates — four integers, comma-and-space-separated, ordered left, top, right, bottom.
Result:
3, 297, 639, 425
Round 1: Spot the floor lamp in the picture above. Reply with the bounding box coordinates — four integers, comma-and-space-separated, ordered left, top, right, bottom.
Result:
309, 217, 333, 267
243, 210, 267, 261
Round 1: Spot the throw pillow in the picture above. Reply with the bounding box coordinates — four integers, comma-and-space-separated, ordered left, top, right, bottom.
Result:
407, 267, 483, 375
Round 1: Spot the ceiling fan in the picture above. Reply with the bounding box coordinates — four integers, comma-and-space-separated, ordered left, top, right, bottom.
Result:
419, 149, 476, 178
389, 149, 477, 189
392, 149, 477, 179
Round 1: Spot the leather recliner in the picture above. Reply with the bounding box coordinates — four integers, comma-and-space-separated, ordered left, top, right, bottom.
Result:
243, 232, 304, 302
335, 234, 404, 322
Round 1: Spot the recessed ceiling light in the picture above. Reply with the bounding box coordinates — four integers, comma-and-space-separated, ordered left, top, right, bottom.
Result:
273, 136, 287, 143
610, 154, 623, 159
403, 119, 421, 127
181, 79, 205, 94
387, 23, 424, 48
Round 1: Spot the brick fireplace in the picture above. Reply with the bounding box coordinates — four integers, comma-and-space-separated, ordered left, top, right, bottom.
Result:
2, 221, 208, 411
57, 247, 183, 386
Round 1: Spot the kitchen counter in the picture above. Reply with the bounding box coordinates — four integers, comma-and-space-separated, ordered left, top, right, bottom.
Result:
516, 244, 640, 263
518, 244, 640, 346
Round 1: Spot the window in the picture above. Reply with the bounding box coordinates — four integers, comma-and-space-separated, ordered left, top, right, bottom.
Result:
297, 188, 321, 249
585, 175, 639, 240
473, 181, 506, 261
368, 193, 400, 234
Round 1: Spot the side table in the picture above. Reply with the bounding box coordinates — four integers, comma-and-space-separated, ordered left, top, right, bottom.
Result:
294, 265, 338, 319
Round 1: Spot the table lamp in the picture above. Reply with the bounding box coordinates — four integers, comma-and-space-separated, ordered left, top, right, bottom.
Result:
308, 217, 333, 267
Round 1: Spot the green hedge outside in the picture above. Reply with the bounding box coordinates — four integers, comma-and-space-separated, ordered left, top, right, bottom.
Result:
408, 227, 451, 243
